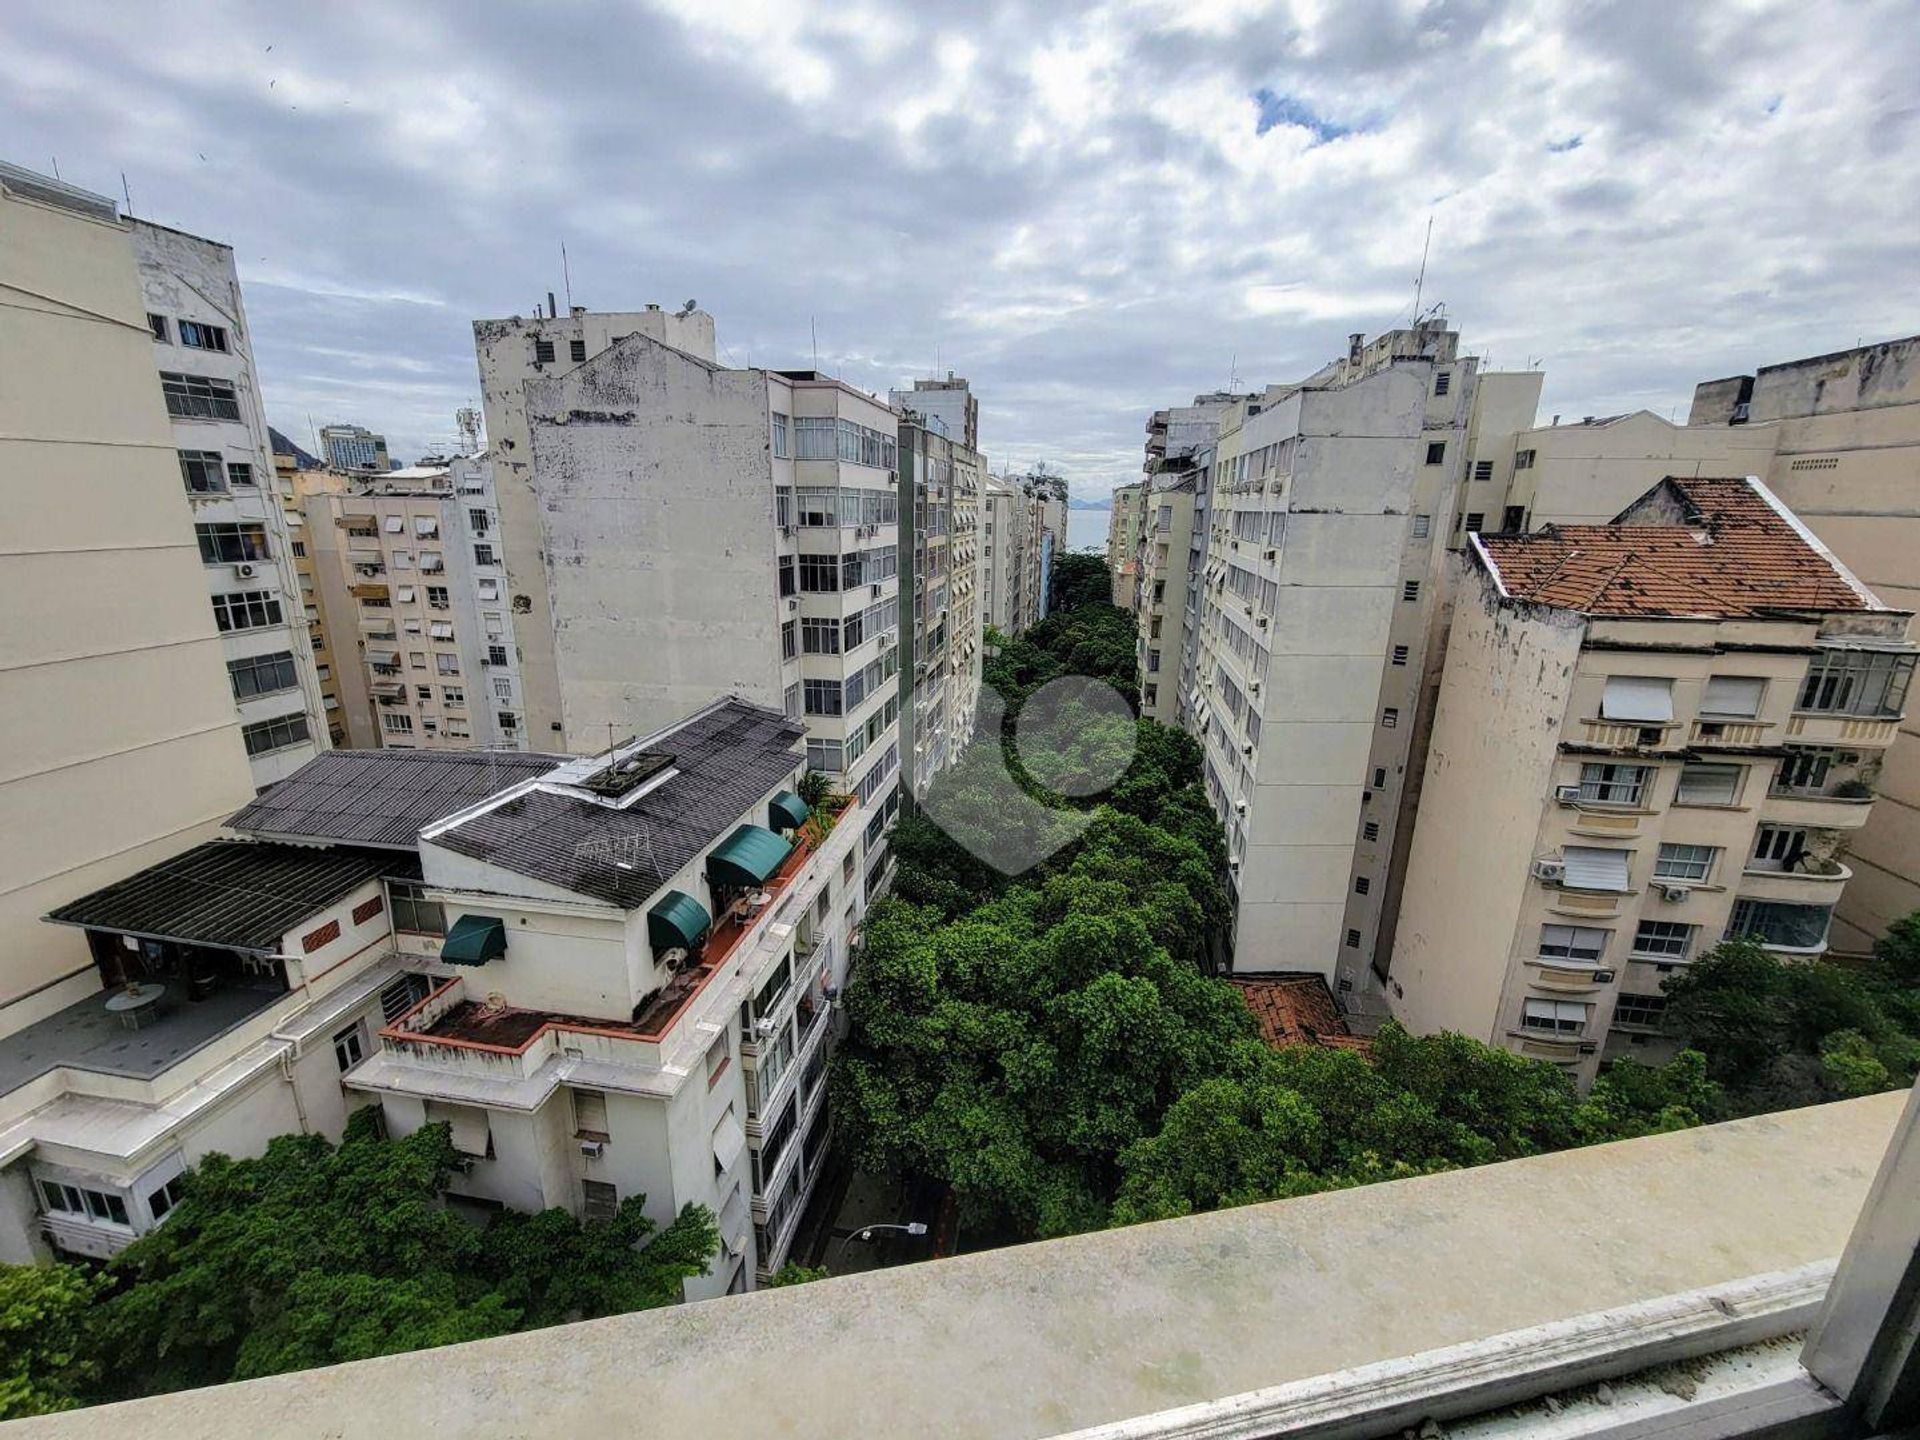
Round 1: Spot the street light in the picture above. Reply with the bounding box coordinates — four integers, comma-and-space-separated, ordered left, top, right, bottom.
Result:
835, 1220, 928, 1260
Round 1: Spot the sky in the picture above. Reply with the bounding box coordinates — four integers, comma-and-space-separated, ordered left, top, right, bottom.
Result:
8, 0, 1918, 501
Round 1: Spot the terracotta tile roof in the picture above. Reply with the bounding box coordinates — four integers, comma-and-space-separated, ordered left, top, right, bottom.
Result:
1477, 476, 1877, 619
1227, 973, 1364, 1052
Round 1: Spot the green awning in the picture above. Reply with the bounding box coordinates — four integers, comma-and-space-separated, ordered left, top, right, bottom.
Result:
441, 914, 507, 966
768, 790, 811, 833
706, 824, 792, 890
647, 889, 711, 955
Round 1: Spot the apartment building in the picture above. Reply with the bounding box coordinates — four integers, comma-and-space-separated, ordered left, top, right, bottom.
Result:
1016, 472, 1067, 630
0, 161, 260, 1029
888, 373, 979, 451
472, 302, 718, 745
133, 219, 327, 789
1390, 477, 1912, 1085
271, 450, 348, 743
1136, 476, 1196, 723
897, 413, 984, 794
1107, 480, 1146, 607
1185, 321, 1507, 979
981, 476, 1017, 633
301, 457, 525, 751
317, 423, 390, 473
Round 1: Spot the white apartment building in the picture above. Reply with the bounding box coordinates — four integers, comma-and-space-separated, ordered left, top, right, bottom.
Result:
897, 414, 984, 794
0, 161, 260, 1029
317, 423, 390, 473
888, 373, 979, 451
1390, 477, 1912, 1085
981, 476, 1017, 633
133, 219, 327, 790
301, 456, 525, 751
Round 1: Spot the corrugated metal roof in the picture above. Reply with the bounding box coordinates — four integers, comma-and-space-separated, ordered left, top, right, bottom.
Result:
45, 841, 396, 952
229, 749, 569, 849
429, 700, 804, 909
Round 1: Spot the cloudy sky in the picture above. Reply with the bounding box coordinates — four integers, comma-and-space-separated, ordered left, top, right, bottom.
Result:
9, 0, 1917, 499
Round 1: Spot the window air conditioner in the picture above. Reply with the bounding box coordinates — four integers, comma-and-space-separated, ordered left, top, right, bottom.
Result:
1657, 883, 1692, 902
1578, 1042, 1599, 1055
1553, 784, 1584, 805
578, 1138, 605, 1159
1592, 970, 1615, 985
1531, 859, 1566, 884
234, 562, 258, 579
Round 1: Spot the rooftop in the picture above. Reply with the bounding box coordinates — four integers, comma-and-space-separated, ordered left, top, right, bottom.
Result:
0, 981, 283, 1092
1226, 973, 1368, 1051
1475, 475, 1885, 619
425, 699, 802, 910
45, 841, 398, 952
230, 749, 566, 849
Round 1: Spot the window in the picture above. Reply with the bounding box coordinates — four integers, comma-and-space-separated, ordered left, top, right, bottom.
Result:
784, 682, 801, 720
573, 1089, 609, 1139
178, 449, 226, 493
333, 1023, 366, 1073
1372, 767, 1387, 788
802, 617, 840, 654
291, 541, 306, 557
147, 1176, 185, 1222
382, 712, 414, 735
1727, 899, 1832, 950
1612, 993, 1667, 1029
40, 1181, 129, 1226
1148, 649, 1161, 673
1353, 875, 1371, 895
242, 713, 309, 755
437, 654, 460, 675
1521, 998, 1588, 1036
1632, 920, 1695, 960
1501, 504, 1526, 532
177, 320, 229, 352
474, 543, 496, 566
426, 585, 450, 608
493, 676, 513, 701
1411, 514, 1431, 539
1515, 448, 1536, 470
1578, 762, 1651, 806
1600, 675, 1674, 723
807, 738, 844, 773
1561, 846, 1631, 892
1363, 820, 1380, 841
1391, 644, 1409, 667
147, 312, 169, 341
533, 337, 556, 364
569, 338, 587, 363
160, 371, 240, 420
498, 710, 518, 732
468, 507, 489, 535
772, 412, 789, 459
212, 590, 283, 632
777, 555, 796, 597
1653, 843, 1715, 882
798, 554, 840, 592
581, 1178, 618, 1223
1402, 581, 1420, 601
1775, 748, 1834, 794
1433, 371, 1451, 396
1798, 650, 1915, 717
1750, 825, 1808, 872
228, 651, 298, 700
1380, 707, 1398, 728
1425, 441, 1446, 465
226, 461, 255, 487
389, 882, 445, 936
1539, 924, 1607, 965
1345, 929, 1361, 948
794, 415, 836, 460
383, 515, 406, 534
1702, 675, 1765, 718
194, 522, 270, 564
1676, 763, 1742, 805
1472, 459, 1495, 482
803, 679, 842, 716
487, 644, 508, 666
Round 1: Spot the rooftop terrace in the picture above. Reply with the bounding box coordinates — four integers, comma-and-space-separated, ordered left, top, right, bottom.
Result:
0, 980, 283, 1091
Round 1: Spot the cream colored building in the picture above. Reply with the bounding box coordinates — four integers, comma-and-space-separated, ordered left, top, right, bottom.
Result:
302, 457, 523, 751
1136, 478, 1196, 723
0, 161, 258, 1028
898, 414, 984, 793
271, 452, 349, 744
1107, 480, 1145, 607
981, 476, 1017, 633
1390, 476, 1911, 1085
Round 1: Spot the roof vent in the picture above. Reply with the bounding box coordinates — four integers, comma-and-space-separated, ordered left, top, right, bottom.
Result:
580, 750, 675, 799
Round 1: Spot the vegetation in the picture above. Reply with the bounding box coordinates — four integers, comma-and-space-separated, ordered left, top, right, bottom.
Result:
766, 1263, 830, 1287
0, 1110, 716, 1415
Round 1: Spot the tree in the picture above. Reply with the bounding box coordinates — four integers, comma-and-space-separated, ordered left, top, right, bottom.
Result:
90, 1108, 716, 1398
0, 1264, 107, 1419
767, 1263, 830, 1287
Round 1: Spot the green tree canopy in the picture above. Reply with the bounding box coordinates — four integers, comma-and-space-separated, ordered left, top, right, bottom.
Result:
0, 1264, 107, 1420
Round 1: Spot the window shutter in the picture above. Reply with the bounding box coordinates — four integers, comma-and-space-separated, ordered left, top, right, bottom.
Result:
1562, 846, 1631, 892
1600, 676, 1674, 723
573, 1089, 609, 1137
712, 1111, 746, 1172
1702, 675, 1765, 717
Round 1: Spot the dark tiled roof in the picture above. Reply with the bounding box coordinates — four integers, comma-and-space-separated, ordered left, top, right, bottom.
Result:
1477, 477, 1874, 619
1226, 973, 1361, 1052
429, 700, 804, 909
45, 841, 394, 951
230, 749, 568, 848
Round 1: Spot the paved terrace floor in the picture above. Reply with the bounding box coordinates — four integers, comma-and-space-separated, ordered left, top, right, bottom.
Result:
0, 982, 285, 1091
16, 1091, 1905, 1439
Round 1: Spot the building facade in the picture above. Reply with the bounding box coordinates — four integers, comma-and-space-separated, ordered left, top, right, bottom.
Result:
1389, 477, 1912, 1085
301, 457, 525, 751
897, 414, 984, 795
317, 423, 391, 473
1106, 480, 1145, 607
271, 449, 349, 744
888, 373, 978, 451
1136, 477, 1196, 723
0, 161, 261, 1027
133, 219, 328, 790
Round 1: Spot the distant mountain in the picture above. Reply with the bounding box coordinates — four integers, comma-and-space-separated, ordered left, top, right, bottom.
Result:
268, 426, 321, 469
1068, 497, 1113, 510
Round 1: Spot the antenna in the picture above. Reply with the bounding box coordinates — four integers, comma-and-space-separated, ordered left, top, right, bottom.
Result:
49, 157, 59, 180
120, 171, 134, 217
1411, 213, 1433, 323
810, 316, 819, 371
561, 242, 573, 310
1226, 350, 1239, 395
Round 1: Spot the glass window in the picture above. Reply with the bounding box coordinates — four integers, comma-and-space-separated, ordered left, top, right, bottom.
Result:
160, 371, 240, 419
1774, 748, 1835, 795
178, 449, 227, 493
1750, 825, 1809, 872
194, 523, 270, 564
772, 412, 790, 459
241, 713, 310, 756
1798, 650, 1915, 717
1631, 920, 1695, 959
1653, 843, 1715, 882
1727, 899, 1832, 950
1538, 925, 1607, 965
1578, 762, 1651, 806
228, 651, 298, 700
389, 881, 446, 935
1612, 993, 1667, 1029
1521, 998, 1588, 1035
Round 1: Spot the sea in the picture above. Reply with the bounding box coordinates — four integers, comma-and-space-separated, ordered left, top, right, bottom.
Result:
1066, 507, 1111, 553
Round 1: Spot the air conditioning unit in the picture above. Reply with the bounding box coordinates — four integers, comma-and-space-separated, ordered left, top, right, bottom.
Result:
787, 598, 799, 613
1578, 1042, 1599, 1055
1233, 799, 1247, 814
1242, 743, 1254, 757
234, 562, 258, 579
870, 583, 882, 598
578, 1138, 605, 1159
1264, 549, 1277, 561
753, 1015, 781, 1039
1592, 969, 1616, 985
1553, 784, 1584, 805
1531, 859, 1566, 884
1657, 883, 1692, 902
1256, 616, 1268, 628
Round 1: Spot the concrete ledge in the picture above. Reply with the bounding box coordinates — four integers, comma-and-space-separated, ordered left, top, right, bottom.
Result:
15, 1093, 1904, 1439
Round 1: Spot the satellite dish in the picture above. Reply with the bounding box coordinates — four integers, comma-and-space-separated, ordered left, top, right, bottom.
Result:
679, 298, 697, 316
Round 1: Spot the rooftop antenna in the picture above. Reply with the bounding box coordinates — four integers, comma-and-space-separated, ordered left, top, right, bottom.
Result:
49, 157, 59, 180
1227, 350, 1239, 395
561, 241, 573, 310
1411, 212, 1433, 324
810, 316, 819, 371
120, 171, 134, 217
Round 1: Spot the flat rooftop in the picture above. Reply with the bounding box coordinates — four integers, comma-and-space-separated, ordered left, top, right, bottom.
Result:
230, 749, 566, 849
0, 981, 283, 1092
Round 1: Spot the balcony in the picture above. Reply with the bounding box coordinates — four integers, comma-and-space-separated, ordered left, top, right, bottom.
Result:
1737, 863, 1850, 906
1686, 717, 1772, 746
44, 1092, 1911, 1439
1761, 791, 1876, 830
1783, 711, 1901, 746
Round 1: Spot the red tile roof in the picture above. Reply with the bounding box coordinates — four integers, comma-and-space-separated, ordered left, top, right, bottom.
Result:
1227, 973, 1363, 1052
1476, 477, 1877, 619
